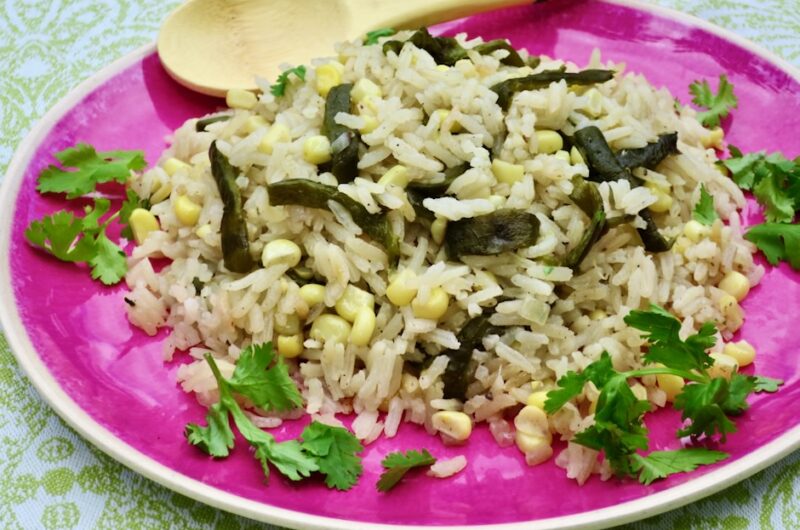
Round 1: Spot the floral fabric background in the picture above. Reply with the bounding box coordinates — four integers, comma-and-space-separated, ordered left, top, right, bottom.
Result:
1, 1, 799, 529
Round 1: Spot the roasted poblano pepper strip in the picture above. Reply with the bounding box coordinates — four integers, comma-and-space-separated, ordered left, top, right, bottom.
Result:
616, 132, 679, 170
196, 114, 231, 132
383, 28, 525, 67
573, 126, 674, 252
322, 84, 360, 183
440, 311, 498, 400
565, 176, 607, 269
492, 69, 615, 110
208, 141, 255, 273
267, 179, 399, 262
445, 209, 540, 259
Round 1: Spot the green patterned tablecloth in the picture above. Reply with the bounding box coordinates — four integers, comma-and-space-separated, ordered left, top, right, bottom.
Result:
1, 1, 798, 528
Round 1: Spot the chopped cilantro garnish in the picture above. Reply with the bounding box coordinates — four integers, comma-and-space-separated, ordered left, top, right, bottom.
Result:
270, 65, 307, 97
546, 305, 783, 484
37, 143, 145, 198
226, 342, 303, 411
301, 422, 364, 490
692, 184, 719, 226
689, 75, 738, 128
24, 198, 127, 285
724, 146, 799, 224
377, 449, 437, 492
364, 28, 396, 45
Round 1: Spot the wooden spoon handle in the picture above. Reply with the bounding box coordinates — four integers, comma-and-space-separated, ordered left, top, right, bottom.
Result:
348, 0, 533, 32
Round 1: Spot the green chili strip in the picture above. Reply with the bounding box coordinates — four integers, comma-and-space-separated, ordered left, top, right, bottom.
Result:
322, 84, 360, 183
492, 69, 615, 110
444, 209, 541, 259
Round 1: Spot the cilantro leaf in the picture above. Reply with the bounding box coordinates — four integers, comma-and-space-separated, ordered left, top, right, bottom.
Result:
723, 148, 799, 223
745, 222, 800, 270
227, 342, 303, 412
632, 449, 728, 485
364, 28, 396, 45
545, 352, 615, 414
674, 377, 738, 441
624, 304, 716, 373
693, 184, 718, 226
25, 210, 97, 262
184, 402, 235, 458
753, 168, 796, 223
689, 75, 738, 128
301, 421, 364, 490
270, 65, 307, 97
377, 449, 436, 492
89, 230, 127, 285
37, 143, 145, 198
752, 375, 783, 393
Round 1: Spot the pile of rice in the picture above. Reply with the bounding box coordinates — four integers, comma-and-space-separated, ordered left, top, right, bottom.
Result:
124, 31, 761, 483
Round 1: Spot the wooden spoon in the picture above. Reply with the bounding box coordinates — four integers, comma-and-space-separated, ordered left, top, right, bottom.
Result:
158, 0, 531, 97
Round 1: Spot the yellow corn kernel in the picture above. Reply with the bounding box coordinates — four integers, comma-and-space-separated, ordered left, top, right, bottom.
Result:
335, 284, 375, 322
554, 150, 571, 164
150, 180, 172, 204
302, 135, 332, 165
174, 195, 202, 226
349, 307, 376, 346
309, 314, 352, 344
454, 58, 477, 77
709, 352, 739, 380
589, 309, 607, 321
702, 127, 725, 149
645, 182, 674, 213
581, 88, 604, 118
491, 159, 525, 185
386, 268, 418, 306
225, 88, 258, 110
514, 405, 552, 442
129, 208, 159, 245
718, 294, 744, 330
195, 223, 212, 239
535, 130, 563, 154
163, 157, 190, 177
299, 283, 326, 306
570, 146, 585, 165
378, 165, 409, 188
435, 64, 450, 72
723, 340, 756, 367
243, 115, 268, 134
261, 239, 302, 268
359, 114, 379, 134
315, 62, 343, 97
430, 217, 448, 245
277, 334, 304, 358
719, 271, 750, 302
258, 123, 291, 154
516, 433, 554, 465
430, 109, 462, 133
432, 411, 472, 442
352, 78, 382, 104
274, 314, 301, 335
656, 373, 685, 402
411, 287, 449, 320
683, 220, 710, 242
526, 390, 549, 410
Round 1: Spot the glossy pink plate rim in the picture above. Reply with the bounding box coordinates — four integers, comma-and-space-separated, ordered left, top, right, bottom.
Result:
1, 0, 799, 528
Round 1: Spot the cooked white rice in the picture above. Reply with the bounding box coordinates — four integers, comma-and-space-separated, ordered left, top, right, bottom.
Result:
124, 31, 761, 483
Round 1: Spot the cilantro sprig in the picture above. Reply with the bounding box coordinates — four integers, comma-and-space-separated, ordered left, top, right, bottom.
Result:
692, 184, 719, 226
185, 343, 364, 490
377, 449, 437, 492
25, 198, 128, 285
546, 305, 782, 484
270, 65, 307, 97
689, 75, 738, 128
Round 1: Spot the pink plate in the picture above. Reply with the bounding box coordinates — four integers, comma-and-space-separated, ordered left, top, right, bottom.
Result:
1, 0, 799, 528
